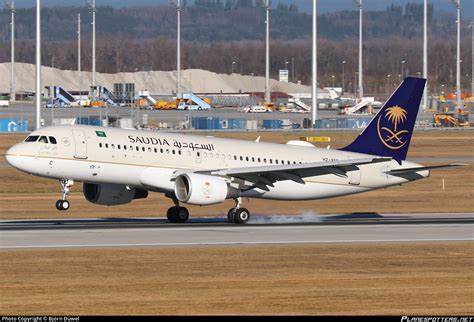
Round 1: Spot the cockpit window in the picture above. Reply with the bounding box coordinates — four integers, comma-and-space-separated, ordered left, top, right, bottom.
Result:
49, 137, 57, 144
38, 136, 49, 144
25, 136, 39, 142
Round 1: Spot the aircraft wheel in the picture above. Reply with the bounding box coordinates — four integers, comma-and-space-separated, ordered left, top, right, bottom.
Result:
167, 206, 189, 223
61, 200, 70, 211
234, 208, 250, 224
56, 200, 70, 211
227, 208, 236, 223
175, 207, 189, 223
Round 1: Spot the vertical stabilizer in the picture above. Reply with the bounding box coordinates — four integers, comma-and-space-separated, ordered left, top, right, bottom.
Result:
340, 77, 426, 163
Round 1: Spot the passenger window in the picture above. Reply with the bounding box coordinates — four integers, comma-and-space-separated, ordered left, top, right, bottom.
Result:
154, 148, 157, 153
111, 144, 115, 149
136, 146, 139, 151
118, 145, 121, 150
124, 146, 127, 150
99, 143, 102, 148
264, 159, 267, 163
172, 150, 176, 155
252, 157, 255, 162
39, 136, 49, 144
275, 160, 279, 164
239, 156, 243, 161
25, 136, 39, 142
105, 143, 109, 148
48, 137, 57, 144
178, 150, 182, 155
197, 152, 201, 157
160, 148, 164, 153
258, 158, 261, 162
142, 147, 145, 152
148, 147, 152, 152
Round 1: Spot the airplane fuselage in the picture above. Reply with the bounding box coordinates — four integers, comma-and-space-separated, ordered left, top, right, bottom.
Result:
6, 125, 427, 202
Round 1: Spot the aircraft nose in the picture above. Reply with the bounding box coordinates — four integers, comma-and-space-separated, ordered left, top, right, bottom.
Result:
5, 144, 22, 168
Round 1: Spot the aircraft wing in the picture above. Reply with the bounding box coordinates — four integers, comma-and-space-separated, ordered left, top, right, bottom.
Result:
174, 157, 391, 191
386, 163, 467, 175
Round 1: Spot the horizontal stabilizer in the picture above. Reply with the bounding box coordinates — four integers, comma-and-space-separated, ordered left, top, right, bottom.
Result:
386, 163, 467, 175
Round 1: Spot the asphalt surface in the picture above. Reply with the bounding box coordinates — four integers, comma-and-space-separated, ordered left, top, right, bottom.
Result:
1, 213, 472, 249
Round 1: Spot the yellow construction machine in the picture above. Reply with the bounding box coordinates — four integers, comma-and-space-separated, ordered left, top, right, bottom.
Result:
433, 110, 469, 128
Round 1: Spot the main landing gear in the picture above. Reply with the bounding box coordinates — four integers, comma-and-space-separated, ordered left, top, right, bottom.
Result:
227, 197, 250, 224
56, 179, 74, 211
165, 193, 189, 223
167, 206, 189, 223
164, 194, 250, 224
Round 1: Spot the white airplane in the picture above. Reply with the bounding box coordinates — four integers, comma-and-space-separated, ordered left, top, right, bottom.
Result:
6, 78, 463, 224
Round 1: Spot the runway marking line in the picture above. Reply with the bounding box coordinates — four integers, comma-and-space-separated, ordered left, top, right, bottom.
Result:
1, 238, 473, 249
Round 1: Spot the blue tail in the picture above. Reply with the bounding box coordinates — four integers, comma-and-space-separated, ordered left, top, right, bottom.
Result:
340, 77, 426, 163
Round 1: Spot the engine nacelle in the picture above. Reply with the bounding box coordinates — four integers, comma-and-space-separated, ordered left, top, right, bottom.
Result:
83, 183, 148, 206
174, 173, 238, 205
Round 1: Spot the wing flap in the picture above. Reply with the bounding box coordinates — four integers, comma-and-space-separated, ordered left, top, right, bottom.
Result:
210, 157, 390, 178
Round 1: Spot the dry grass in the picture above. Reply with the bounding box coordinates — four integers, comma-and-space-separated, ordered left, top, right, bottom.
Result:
0, 131, 473, 219
0, 243, 472, 315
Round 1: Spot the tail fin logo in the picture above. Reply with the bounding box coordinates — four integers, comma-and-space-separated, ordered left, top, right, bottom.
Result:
377, 105, 409, 150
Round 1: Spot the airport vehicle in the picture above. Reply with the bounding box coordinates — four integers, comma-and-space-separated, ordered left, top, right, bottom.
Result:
0, 95, 9, 107
6, 78, 463, 224
176, 93, 212, 110
243, 105, 272, 113
433, 111, 469, 128
287, 98, 311, 112
45, 86, 78, 107
92, 86, 117, 106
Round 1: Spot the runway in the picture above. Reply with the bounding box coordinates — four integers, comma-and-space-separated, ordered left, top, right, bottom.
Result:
1, 213, 473, 249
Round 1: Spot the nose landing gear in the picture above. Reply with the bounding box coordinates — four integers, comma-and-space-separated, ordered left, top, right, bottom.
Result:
56, 179, 74, 211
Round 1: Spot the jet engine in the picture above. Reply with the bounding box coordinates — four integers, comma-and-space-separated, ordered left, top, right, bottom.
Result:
83, 183, 148, 206
174, 173, 239, 205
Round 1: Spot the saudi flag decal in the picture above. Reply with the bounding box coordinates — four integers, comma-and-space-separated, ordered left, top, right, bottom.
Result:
95, 131, 107, 138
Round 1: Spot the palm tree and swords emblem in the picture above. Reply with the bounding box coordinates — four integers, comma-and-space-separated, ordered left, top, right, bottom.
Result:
377, 105, 409, 150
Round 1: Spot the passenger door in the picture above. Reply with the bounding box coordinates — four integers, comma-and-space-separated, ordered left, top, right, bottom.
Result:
72, 130, 88, 159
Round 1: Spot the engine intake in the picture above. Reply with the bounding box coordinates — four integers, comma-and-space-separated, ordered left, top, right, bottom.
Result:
83, 183, 148, 206
174, 173, 238, 205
